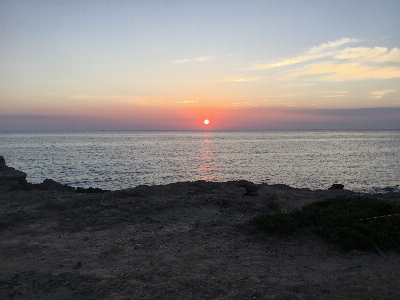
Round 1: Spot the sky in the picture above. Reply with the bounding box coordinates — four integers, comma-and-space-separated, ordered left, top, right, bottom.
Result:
1, 0, 400, 131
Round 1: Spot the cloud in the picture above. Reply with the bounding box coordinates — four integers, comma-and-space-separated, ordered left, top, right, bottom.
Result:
228, 101, 257, 107
266, 94, 295, 98
195, 56, 211, 62
323, 95, 346, 98
286, 83, 316, 87
293, 62, 400, 80
371, 89, 397, 99
171, 56, 212, 64
309, 38, 359, 54
335, 47, 400, 63
252, 54, 325, 70
174, 100, 198, 104
103, 95, 127, 100
253, 38, 400, 81
226, 77, 258, 82
71, 94, 94, 99
252, 38, 357, 70
323, 91, 348, 98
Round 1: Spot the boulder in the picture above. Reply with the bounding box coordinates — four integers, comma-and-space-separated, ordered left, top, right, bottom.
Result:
233, 180, 259, 196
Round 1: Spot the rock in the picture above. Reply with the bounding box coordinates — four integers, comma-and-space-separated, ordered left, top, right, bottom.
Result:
235, 180, 249, 188
234, 187, 247, 196
0, 156, 27, 182
76, 186, 110, 193
0, 156, 5, 167
329, 184, 344, 190
233, 181, 259, 196
234, 180, 259, 195
245, 183, 258, 192
37, 179, 75, 193
11, 182, 35, 191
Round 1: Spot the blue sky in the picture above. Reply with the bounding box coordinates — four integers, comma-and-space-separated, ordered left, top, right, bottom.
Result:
1, 0, 400, 130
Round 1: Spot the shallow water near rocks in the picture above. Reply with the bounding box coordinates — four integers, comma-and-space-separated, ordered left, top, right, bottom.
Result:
0, 130, 399, 193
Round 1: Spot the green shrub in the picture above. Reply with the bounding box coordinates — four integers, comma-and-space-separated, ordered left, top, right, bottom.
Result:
250, 196, 400, 251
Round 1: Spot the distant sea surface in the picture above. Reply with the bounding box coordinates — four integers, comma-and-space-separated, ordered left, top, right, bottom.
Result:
1, 131, 399, 193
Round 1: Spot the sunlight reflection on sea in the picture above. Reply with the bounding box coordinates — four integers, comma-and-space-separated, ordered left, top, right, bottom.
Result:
0, 130, 399, 193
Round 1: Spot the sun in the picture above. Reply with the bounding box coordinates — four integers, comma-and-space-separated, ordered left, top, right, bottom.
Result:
204, 119, 210, 125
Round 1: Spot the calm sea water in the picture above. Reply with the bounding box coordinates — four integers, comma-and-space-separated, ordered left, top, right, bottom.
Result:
0, 131, 399, 193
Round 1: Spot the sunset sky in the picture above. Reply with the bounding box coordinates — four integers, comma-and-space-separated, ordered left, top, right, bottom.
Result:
1, 0, 400, 131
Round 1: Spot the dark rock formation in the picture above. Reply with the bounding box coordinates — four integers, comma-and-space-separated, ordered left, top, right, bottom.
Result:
0, 156, 78, 192
234, 180, 259, 196
75, 186, 110, 194
0, 156, 27, 183
36, 179, 76, 193
0, 156, 29, 192
329, 184, 344, 190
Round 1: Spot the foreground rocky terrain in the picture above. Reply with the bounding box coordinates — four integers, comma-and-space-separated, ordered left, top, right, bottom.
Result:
1, 156, 399, 299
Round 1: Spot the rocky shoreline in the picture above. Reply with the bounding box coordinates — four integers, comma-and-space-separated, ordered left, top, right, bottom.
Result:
1, 156, 399, 299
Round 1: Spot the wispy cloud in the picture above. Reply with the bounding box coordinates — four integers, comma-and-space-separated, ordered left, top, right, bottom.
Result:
174, 100, 198, 104
195, 56, 210, 62
323, 95, 346, 98
229, 101, 249, 106
371, 89, 397, 99
171, 56, 212, 64
252, 38, 400, 81
322, 91, 348, 98
228, 101, 258, 107
226, 77, 258, 82
309, 38, 359, 54
71, 94, 94, 99
293, 62, 400, 80
335, 47, 400, 63
286, 83, 316, 87
103, 95, 126, 100
266, 94, 296, 98
253, 55, 319, 70
252, 38, 358, 70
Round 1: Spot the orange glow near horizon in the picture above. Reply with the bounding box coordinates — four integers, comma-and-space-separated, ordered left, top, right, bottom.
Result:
13, 100, 385, 130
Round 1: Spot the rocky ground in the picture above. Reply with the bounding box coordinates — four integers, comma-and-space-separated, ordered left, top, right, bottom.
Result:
1, 156, 399, 299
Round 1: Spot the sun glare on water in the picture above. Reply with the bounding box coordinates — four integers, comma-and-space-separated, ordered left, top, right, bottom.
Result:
204, 119, 210, 125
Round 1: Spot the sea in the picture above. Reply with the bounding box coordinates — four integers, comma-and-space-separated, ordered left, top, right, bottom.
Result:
0, 131, 399, 193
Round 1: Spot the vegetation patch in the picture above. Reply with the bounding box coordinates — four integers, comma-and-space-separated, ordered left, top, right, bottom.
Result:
251, 196, 400, 251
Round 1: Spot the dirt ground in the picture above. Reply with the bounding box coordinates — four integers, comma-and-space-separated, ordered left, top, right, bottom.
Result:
1, 157, 400, 299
